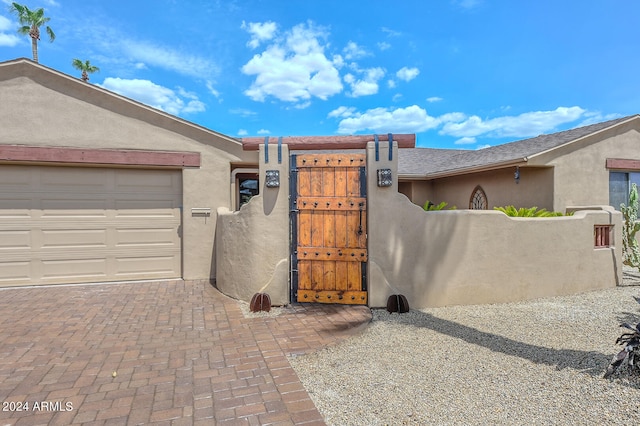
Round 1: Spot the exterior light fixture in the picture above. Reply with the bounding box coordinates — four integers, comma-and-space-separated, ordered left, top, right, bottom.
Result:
514, 166, 520, 184
377, 168, 392, 187
265, 170, 280, 187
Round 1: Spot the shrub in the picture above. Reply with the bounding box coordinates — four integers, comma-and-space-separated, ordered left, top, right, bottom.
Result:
493, 205, 568, 217
423, 200, 456, 211
621, 183, 640, 269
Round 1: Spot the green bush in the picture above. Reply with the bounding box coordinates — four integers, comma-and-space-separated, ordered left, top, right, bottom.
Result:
493, 205, 569, 217
423, 200, 456, 211
621, 183, 640, 269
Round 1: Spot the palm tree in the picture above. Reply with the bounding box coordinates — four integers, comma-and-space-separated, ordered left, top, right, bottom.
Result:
72, 59, 100, 82
9, 2, 55, 63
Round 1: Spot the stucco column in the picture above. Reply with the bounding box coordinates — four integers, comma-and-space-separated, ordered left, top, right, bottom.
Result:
366, 140, 400, 307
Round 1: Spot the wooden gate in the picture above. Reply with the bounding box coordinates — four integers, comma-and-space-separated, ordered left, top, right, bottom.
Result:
290, 153, 367, 304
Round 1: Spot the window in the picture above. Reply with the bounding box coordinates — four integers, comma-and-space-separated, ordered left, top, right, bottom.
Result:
236, 173, 259, 209
609, 172, 640, 210
469, 186, 488, 210
594, 225, 612, 248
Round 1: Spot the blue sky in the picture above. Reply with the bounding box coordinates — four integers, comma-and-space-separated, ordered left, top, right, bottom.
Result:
1, 0, 639, 149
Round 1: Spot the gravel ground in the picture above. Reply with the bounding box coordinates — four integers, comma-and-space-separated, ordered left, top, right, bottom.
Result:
289, 273, 640, 425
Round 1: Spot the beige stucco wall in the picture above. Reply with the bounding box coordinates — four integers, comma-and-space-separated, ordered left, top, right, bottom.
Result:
529, 124, 640, 211
215, 144, 290, 305
368, 141, 622, 308
0, 68, 256, 282
405, 167, 555, 211
215, 140, 623, 309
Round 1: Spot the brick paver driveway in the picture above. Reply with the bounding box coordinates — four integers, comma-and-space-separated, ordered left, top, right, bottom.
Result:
0, 280, 371, 425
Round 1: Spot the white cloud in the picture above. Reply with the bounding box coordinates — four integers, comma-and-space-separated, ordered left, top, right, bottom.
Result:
396, 67, 419, 82
329, 104, 587, 139
377, 41, 391, 51
120, 40, 218, 79
440, 106, 586, 138
577, 111, 622, 127
427, 96, 443, 103
0, 31, 20, 47
99, 78, 206, 116
343, 41, 368, 60
381, 27, 402, 37
476, 144, 491, 150
387, 80, 396, 89
392, 94, 403, 102
333, 105, 442, 134
242, 21, 277, 49
206, 81, 221, 98
454, 136, 476, 145
344, 67, 385, 97
241, 21, 343, 105
237, 129, 248, 136
327, 106, 356, 119
257, 129, 271, 135
230, 108, 257, 117
0, 15, 21, 47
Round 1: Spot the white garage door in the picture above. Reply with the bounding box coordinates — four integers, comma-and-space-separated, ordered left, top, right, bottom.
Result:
0, 165, 182, 286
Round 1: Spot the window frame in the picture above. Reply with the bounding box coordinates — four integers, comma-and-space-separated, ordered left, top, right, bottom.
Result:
469, 185, 488, 210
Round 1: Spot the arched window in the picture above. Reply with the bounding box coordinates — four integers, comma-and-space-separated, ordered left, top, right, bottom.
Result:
469, 186, 488, 210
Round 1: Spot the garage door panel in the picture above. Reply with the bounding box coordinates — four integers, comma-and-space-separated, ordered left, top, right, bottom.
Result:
41, 229, 107, 249
0, 197, 33, 215
0, 261, 31, 283
0, 230, 31, 249
115, 169, 178, 191
115, 255, 180, 276
40, 198, 109, 216
40, 168, 109, 191
115, 228, 177, 247
115, 198, 181, 216
0, 165, 183, 286
41, 258, 108, 280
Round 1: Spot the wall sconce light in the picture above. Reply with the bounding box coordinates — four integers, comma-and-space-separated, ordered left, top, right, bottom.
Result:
514, 166, 520, 184
265, 170, 280, 187
377, 168, 392, 187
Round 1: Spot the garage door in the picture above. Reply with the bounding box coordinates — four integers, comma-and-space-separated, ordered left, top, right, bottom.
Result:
0, 165, 182, 286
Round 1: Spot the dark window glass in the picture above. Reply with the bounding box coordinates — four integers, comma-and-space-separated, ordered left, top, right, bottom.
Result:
609, 172, 628, 210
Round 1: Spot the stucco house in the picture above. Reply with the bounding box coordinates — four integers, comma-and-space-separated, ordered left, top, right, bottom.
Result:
397, 115, 640, 213
0, 58, 632, 308
0, 58, 258, 287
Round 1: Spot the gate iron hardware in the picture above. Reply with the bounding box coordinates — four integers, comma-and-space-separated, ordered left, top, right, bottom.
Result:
386, 294, 410, 313
357, 202, 365, 235
250, 293, 272, 312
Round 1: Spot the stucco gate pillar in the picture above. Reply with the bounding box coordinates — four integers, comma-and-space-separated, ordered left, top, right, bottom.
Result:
366, 138, 403, 308
215, 142, 290, 305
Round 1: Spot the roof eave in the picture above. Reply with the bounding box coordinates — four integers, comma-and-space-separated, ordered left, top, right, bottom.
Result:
402, 157, 529, 180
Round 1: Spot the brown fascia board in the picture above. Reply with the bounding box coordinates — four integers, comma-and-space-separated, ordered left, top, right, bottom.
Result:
241, 134, 416, 151
0, 144, 201, 168
399, 158, 529, 180
0, 58, 251, 161
606, 158, 640, 170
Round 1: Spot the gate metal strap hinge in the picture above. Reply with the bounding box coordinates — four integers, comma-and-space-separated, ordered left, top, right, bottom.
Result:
374, 134, 379, 162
